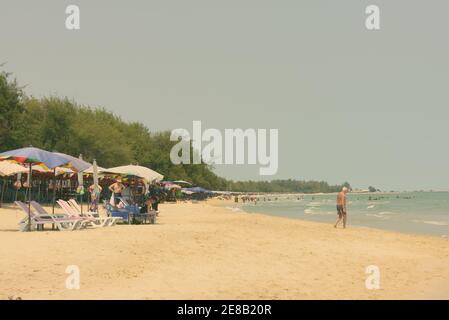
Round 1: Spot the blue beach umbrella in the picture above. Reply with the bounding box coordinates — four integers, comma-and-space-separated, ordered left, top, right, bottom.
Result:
183, 187, 212, 194
0, 147, 74, 231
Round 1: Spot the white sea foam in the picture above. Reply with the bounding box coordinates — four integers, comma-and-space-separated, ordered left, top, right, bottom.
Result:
304, 208, 334, 216
366, 213, 391, 220
413, 220, 449, 226
236, 192, 449, 236
306, 202, 321, 207
378, 211, 399, 215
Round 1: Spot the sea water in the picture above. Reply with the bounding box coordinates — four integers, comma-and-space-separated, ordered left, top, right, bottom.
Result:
229, 192, 449, 237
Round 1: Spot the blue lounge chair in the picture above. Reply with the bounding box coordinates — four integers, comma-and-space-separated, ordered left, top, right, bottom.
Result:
104, 200, 156, 224
104, 202, 132, 224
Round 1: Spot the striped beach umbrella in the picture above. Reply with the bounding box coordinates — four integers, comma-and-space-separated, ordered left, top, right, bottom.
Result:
0, 147, 71, 169
0, 147, 74, 231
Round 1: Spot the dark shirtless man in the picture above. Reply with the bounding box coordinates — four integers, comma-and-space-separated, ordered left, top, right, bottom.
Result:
334, 187, 348, 228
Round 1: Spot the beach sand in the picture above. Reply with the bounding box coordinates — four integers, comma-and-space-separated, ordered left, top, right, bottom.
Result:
1, 200, 448, 300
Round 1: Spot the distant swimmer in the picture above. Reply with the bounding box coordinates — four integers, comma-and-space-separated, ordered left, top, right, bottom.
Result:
334, 187, 348, 228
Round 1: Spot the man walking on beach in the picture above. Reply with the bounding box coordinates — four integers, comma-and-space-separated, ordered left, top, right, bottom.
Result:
334, 187, 348, 228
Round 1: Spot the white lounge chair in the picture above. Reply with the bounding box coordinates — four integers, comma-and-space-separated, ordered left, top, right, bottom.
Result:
30, 201, 90, 230
58, 199, 119, 227
68, 199, 122, 226
15, 201, 84, 232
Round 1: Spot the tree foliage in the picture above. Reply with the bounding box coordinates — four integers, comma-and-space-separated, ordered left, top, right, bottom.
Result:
0, 71, 349, 193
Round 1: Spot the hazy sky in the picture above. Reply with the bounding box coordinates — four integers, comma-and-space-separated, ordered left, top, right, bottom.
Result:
1, 1, 449, 190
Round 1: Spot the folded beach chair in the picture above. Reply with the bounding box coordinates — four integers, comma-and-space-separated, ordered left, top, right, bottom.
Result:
67, 199, 122, 226
15, 201, 83, 232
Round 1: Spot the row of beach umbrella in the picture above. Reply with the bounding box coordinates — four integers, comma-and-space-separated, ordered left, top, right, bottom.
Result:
0, 147, 164, 231
0, 147, 92, 231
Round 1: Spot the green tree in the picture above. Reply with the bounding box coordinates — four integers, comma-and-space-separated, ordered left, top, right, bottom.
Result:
0, 71, 25, 149
1, 70, 352, 193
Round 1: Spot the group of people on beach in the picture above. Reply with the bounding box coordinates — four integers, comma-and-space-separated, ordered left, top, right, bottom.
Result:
101, 179, 349, 228
233, 186, 350, 229
91, 177, 165, 213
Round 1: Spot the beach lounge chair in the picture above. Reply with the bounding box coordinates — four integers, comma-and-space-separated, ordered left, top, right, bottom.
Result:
15, 201, 52, 231
30, 201, 90, 230
66, 199, 122, 226
57, 199, 117, 227
116, 197, 140, 214
67, 199, 100, 217
117, 197, 157, 224
15, 201, 83, 232
104, 202, 132, 224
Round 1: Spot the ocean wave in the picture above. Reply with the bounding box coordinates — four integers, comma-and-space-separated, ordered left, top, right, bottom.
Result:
413, 220, 449, 226
369, 201, 390, 205
366, 213, 391, 220
367, 205, 375, 209
378, 211, 399, 215
306, 202, 321, 207
304, 208, 334, 215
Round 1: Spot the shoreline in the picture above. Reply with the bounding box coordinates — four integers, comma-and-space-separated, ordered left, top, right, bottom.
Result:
213, 199, 449, 242
216, 194, 449, 239
221, 205, 449, 240
1, 201, 449, 299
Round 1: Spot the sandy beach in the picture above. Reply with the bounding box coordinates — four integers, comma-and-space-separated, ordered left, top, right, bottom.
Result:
1, 200, 449, 300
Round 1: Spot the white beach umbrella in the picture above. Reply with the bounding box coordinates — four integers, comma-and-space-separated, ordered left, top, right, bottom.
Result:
84, 164, 107, 174
103, 165, 163, 183
173, 180, 192, 186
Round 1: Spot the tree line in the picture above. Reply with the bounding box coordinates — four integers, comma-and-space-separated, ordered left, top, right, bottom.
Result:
0, 70, 349, 193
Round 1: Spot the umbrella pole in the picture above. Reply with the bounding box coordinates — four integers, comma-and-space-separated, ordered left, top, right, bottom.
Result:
80, 191, 83, 214
80, 177, 83, 214
52, 168, 56, 214
28, 164, 32, 232
132, 179, 136, 205
0, 178, 6, 208
37, 180, 41, 203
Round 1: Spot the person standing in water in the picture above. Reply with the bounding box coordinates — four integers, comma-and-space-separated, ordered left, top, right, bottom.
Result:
334, 187, 348, 228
